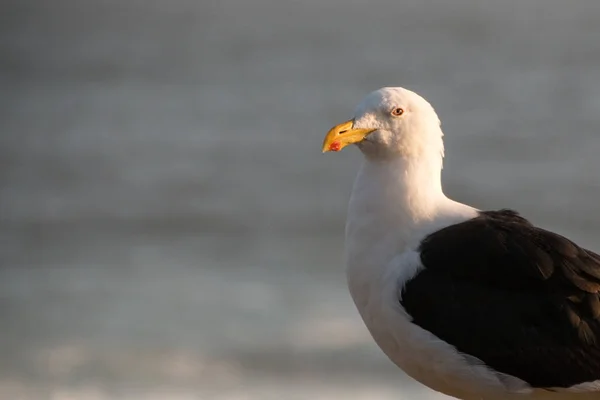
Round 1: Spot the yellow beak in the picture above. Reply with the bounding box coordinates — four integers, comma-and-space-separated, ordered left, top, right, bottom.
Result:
322, 119, 376, 153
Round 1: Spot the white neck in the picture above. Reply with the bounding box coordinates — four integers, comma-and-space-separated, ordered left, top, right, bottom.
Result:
344, 152, 477, 298
346, 153, 446, 247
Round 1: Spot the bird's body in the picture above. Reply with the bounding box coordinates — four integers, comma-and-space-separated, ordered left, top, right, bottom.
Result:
322, 87, 600, 399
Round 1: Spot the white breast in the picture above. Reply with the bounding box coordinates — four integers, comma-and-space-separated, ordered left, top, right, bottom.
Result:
343, 160, 534, 399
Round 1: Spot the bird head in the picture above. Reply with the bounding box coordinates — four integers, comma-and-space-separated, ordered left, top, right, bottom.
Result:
322, 87, 444, 160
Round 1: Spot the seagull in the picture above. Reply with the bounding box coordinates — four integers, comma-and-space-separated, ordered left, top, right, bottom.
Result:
321, 87, 600, 400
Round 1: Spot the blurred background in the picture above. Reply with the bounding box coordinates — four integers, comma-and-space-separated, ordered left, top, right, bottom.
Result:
2, 0, 600, 399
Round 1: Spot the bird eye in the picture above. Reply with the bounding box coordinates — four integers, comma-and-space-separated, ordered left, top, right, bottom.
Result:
391, 107, 404, 116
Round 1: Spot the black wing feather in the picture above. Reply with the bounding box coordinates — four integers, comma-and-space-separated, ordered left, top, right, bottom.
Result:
401, 209, 600, 388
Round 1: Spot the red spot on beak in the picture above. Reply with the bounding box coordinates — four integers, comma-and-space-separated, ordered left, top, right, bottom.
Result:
329, 141, 342, 152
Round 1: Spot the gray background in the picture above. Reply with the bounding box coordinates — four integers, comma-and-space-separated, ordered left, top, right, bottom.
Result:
2, 0, 600, 399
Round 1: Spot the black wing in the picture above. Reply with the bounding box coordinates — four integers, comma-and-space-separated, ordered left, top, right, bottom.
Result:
400, 209, 600, 388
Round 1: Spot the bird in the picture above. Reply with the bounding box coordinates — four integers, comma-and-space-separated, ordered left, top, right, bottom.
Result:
321, 87, 600, 400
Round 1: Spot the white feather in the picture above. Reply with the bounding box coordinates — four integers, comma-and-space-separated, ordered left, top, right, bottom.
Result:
342, 87, 600, 400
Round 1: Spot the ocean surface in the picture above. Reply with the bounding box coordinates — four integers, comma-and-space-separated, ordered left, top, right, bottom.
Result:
2, 1, 600, 399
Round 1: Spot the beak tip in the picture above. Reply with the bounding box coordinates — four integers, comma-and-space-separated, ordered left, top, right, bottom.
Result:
322, 119, 359, 154
322, 141, 341, 153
